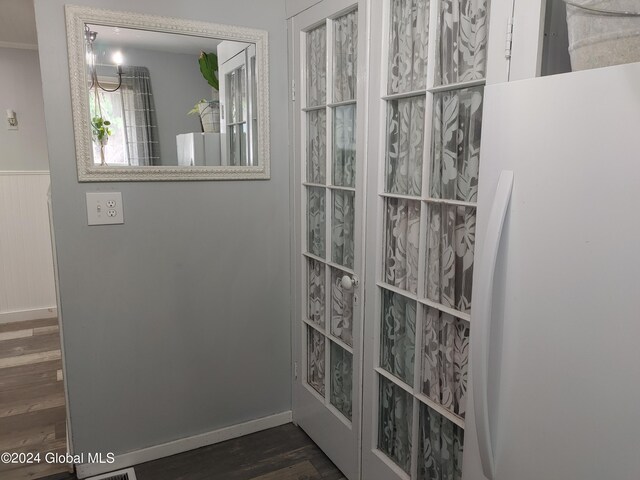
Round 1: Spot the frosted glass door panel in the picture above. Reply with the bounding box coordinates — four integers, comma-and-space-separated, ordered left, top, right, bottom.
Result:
307, 326, 326, 396
380, 289, 416, 386
385, 96, 426, 196
307, 258, 326, 327
330, 341, 354, 419
387, 0, 431, 94
430, 88, 483, 202
307, 187, 326, 258
425, 204, 476, 314
331, 267, 354, 347
307, 24, 327, 107
421, 307, 469, 418
333, 10, 358, 102
333, 105, 357, 188
383, 198, 420, 295
307, 110, 327, 184
436, 0, 489, 85
417, 404, 464, 480
332, 190, 355, 269
378, 376, 413, 473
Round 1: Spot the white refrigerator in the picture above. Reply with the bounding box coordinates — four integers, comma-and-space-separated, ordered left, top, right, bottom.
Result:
462, 61, 640, 480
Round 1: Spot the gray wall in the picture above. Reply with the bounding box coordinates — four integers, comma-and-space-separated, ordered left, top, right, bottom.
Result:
0, 47, 49, 170
97, 46, 212, 165
33, 0, 291, 456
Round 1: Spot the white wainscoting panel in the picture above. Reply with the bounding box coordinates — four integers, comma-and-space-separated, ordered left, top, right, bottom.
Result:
0, 171, 57, 318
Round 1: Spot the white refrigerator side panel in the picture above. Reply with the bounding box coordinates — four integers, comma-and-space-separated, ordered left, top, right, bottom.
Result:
465, 63, 640, 480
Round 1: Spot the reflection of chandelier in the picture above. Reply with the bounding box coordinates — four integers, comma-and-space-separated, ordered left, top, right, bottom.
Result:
85, 25, 123, 92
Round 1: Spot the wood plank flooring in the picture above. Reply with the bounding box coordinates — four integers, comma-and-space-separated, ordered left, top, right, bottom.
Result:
134, 423, 347, 480
0, 317, 69, 480
38, 424, 346, 480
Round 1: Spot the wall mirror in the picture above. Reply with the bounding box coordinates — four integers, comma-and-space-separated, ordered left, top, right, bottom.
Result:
65, 5, 270, 181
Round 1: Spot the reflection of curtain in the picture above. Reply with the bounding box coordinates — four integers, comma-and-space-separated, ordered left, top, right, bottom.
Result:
121, 66, 159, 166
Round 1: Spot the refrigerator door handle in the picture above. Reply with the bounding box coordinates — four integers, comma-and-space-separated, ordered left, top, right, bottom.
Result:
472, 170, 514, 480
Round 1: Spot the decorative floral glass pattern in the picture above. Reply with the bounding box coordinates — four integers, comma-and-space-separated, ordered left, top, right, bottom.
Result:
332, 190, 355, 269
330, 342, 353, 420
307, 24, 327, 106
333, 105, 357, 188
381, 289, 416, 385
436, 0, 488, 86
378, 375, 413, 473
384, 198, 420, 295
425, 204, 476, 314
307, 258, 326, 328
422, 307, 469, 418
388, 0, 430, 94
331, 268, 354, 346
430, 88, 483, 202
386, 96, 425, 196
307, 109, 327, 184
307, 326, 326, 396
333, 10, 358, 102
307, 187, 326, 258
418, 404, 464, 480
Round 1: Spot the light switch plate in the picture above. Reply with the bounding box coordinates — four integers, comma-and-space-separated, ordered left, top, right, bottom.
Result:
86, 192, 124, 225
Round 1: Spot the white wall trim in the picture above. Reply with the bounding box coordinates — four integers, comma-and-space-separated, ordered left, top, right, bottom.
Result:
0, 307, 57, 325
0, 170, 50, 175
75, 411, 293, 479
0, 41, 38, 51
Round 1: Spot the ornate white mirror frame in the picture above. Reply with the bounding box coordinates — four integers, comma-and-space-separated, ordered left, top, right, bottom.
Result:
65, 4, 270, 181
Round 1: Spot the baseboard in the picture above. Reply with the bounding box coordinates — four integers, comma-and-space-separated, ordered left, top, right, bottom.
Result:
75, 410, 293, 479
0, 307, 57, 325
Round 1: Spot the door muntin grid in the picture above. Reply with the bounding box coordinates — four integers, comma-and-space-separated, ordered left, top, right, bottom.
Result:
303, 8, 359, 425
374, 0, 489, 477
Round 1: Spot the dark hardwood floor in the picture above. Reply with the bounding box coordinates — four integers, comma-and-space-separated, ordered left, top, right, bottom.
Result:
0, 317, 69, 480
40, 424, 346, 480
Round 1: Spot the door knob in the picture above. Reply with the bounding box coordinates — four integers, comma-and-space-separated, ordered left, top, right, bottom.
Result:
341, 274, 359, 291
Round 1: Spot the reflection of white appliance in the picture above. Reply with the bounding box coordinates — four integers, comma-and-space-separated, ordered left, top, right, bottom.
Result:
463, 62, 640, 480
176, 132, 221, 166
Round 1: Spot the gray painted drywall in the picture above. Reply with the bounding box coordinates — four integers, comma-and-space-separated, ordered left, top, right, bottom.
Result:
33, 0, 291, 456
0, 47, 49, 170
96, 46, 212, 165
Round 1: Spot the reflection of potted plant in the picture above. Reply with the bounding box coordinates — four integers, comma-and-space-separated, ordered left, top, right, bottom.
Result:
190, 51, 220, 133
91, 115, 112, 165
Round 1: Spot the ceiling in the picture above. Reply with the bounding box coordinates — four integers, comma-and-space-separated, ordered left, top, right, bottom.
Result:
90, 24, 223, 56
0, 0, 38, 47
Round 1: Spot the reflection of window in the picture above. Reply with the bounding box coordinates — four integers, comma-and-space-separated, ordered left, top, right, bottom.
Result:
90, 86, 129, 165
226, 65, 248, 166
220, 45, 258, 167
90, 67, 160, 166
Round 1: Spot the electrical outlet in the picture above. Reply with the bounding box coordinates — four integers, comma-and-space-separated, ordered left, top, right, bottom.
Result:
86, 192, 124, 225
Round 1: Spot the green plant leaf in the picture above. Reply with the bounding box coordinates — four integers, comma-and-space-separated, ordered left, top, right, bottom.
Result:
198, 51, 219, 91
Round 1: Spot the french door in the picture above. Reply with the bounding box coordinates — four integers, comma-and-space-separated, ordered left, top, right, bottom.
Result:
362, 0, 492, 479
290, 1, 368, 479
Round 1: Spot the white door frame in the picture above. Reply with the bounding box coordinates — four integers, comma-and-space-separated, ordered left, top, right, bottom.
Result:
289, 1, 369, 479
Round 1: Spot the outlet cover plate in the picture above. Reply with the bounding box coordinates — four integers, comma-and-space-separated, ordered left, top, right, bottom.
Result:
86, 192, 124, 225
